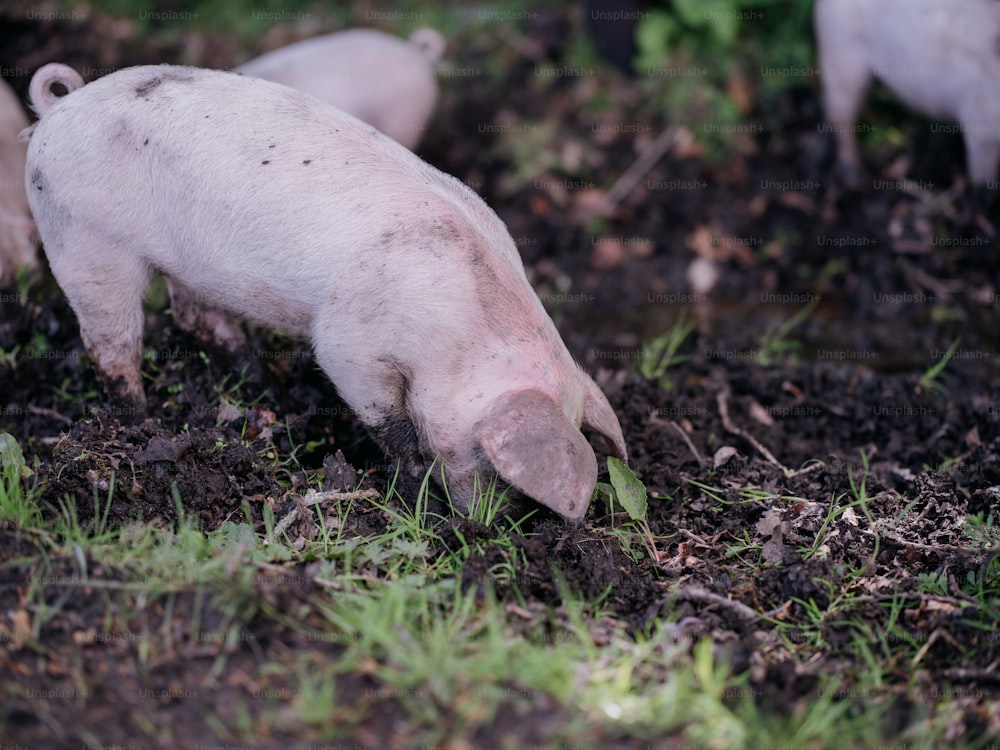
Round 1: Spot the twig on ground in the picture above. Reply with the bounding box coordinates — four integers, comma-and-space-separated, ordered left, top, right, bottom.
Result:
670, 420, 706, 467
273, 488, 379, 538
716, 389, 789, 474
786, 462, 826, 479
940, 663, 1000, 683
860, 525, 1000, 558
669, 584, 763, 624
899, 259, 964, 301
606, 125, 687, 209
912, 627, 964, 668
27, 404, 73, 426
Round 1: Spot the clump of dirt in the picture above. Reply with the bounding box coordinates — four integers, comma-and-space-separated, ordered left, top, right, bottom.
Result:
36, 415, 283, 528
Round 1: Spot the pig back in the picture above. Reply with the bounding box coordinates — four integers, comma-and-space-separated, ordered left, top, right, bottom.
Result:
27, 65, 536, 342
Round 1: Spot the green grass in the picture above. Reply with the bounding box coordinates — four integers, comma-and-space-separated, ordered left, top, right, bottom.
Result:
0, 432, 42, 528
755, 295, 820, 365
637, 312, 696, 390
4, 428, 993, 747
917, 337, 959, 394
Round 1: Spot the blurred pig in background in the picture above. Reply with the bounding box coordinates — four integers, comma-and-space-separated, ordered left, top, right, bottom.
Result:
0, 77, 37, 284
815, 0, 1000, 193
236, 27, 445, 150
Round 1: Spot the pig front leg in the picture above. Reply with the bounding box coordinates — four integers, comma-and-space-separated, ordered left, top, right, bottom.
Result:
960, 132, 1000, 226
962, 132, 1000, 191
311, 330, 430, 483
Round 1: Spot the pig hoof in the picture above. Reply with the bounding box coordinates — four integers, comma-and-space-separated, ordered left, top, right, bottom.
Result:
100, 375, 148, 424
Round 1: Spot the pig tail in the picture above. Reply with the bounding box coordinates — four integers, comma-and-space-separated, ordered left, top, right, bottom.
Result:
28, 63, 85, 118
409, 28, 446, 63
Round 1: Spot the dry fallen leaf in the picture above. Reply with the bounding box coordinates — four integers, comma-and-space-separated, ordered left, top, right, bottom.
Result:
590, 236, 654, 270
573, 188, 615, 222
761, 533, 788, 564
749, 400, 775, 426
727, 69, 753, 115
713, 445, 739, 469
686, 256, 719, 296
755, 507, 785, 538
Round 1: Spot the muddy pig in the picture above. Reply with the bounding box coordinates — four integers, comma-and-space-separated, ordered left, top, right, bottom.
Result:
25, 63, 627, 522
235, 27, 445, 150
815, 0, 1000, 188
0, 76, 38, 284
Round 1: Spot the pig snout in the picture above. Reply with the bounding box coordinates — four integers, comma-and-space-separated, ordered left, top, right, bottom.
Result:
814, 0, 1000, 188
24, 62, 627, 523
476, 384, 627, 523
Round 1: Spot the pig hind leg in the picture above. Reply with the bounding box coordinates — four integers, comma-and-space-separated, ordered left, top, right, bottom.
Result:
166, 279, 248, 354
166, 279, 266, 386
47, 234, 151, 416
817, 44, 870, 187
962, 132, 1000, 189
960, 131, 1000, 224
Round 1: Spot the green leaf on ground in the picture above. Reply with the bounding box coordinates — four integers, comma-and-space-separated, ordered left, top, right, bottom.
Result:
608, 457, 647, 522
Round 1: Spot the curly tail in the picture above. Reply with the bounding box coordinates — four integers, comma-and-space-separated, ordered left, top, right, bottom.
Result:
409, 28, 446, 64
28, 63, 85, 118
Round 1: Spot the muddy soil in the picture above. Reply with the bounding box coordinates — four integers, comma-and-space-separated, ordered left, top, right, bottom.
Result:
2, 3, 999, 748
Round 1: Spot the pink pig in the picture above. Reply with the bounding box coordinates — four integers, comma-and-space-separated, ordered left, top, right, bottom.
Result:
236, 28, 445, 150
0, 77, 37, 284
24, 63, 627, 522
815, 0, 1000, 188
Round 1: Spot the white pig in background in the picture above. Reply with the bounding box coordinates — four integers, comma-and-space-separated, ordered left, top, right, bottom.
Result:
0, 77, 37, 284
235, 27, 445, 150
814, 0, 1000, 188
24, 63, 627, 523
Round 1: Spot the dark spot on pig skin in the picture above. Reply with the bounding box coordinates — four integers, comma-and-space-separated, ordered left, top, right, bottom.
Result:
143, 138, 149, 146
134, 71, 197, 99
135, 78, 163, 98
262, 160, 270, 165
30, 168, 43, 192
303, 160, 311, 165
430, 219, 461, 243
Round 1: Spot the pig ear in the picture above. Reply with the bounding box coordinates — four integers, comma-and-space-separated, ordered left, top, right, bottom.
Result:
581, 373, 628, 463
474, 390, 598, 523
